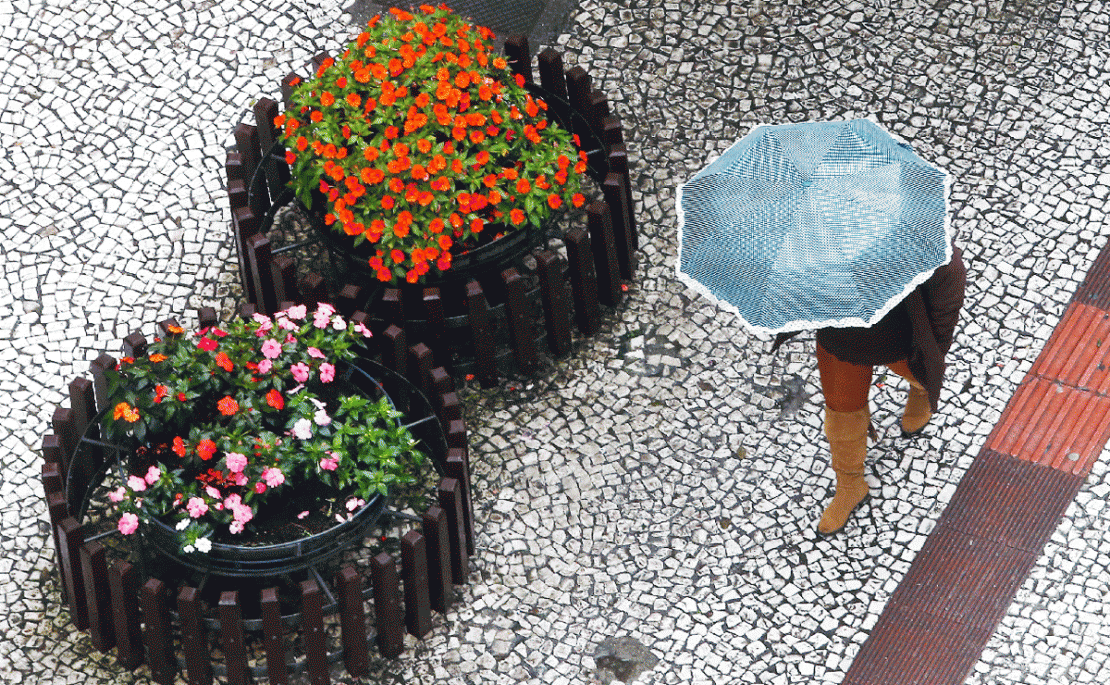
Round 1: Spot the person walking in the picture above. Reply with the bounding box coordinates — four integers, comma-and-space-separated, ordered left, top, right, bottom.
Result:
808, 246, 966, 535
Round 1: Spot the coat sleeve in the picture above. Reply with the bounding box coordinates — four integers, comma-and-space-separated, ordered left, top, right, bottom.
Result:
921, 246, 967, 356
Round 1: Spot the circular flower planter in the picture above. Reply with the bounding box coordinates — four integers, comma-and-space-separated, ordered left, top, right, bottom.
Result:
42, 316, 473, 681
228, 36, 639, 384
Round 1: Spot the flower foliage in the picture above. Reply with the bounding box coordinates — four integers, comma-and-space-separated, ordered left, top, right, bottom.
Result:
280, 4, 587, 284
101, 304, 420, 552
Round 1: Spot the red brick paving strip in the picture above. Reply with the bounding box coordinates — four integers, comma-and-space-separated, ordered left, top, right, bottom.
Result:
843, 259, 1110, 684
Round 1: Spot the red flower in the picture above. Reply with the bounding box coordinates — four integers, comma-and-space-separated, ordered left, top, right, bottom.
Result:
215, 352, 234, 372
197, 337, 217, 352
197, 439, 217, 461
154, 385, 169, 403
217, 396, 239, 416
172, 436, 187, 458
177, 392, 187, 402
266, 389, 284, 410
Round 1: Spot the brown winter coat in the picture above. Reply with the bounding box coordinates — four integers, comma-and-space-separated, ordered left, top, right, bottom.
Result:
776, 246, 967, 413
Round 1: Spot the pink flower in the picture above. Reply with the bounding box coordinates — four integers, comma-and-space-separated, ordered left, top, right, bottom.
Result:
262, 467, 285, 488
252, 312, 273, 332
291, 362, 310, 382
186, 497, 208, 518
354, 322, 373, 338
118, 513, 139, 535
145, 466, 161, 485
108, 487, 126, 503
316, 303, 335, 317
230, 472, 248, 486
225, 452, 247, 473
254, 481, 266, 494
257, 359, 272, 374
261, 339, 282, 359
277, 316, 297, 331
313, 312, 331, 329
205, 485, 221, 499
286, 304, 307, 320
307, 346, 325, 359
346, 497, 366, 512
297, 510, 310, 519
127, 475, 147, 492
293, 418, 313, 439
319, 455, 339, 471
319, 363, 335, 383
285, 333, 297, 344
229, 521, 245, 534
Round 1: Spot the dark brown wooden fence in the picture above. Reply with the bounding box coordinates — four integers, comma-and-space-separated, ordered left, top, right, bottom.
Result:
229, 36, 638, 387
41, 309, 475, 684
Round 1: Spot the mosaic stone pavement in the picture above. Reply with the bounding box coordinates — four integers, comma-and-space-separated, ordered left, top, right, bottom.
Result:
2, 0, 1110, 683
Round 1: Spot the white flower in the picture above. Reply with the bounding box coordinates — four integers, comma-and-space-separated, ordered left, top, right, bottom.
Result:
292, 418, 313, 440
176, 519, 190, 531
183, 544, 195, 554
194, 537, 212, 554
314, 409, 331, 426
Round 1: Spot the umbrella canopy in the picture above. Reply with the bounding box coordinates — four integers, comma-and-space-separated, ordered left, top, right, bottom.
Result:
676, 118, 951, 335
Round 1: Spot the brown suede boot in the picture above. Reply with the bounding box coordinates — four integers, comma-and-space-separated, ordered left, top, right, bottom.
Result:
817, 407, 871, 536
901, 382, 932, 436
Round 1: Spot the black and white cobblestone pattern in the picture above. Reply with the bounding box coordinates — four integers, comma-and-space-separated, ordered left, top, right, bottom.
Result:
2, 0, 1110, 683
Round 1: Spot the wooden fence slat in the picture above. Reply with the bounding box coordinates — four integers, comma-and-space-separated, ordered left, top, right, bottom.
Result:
602, 115, 624, 152
42, 434, 64, 478
380, 323, 406, 371
218, 591, 249, 685
80, 541, 115, 652
537, 49, 570, 130
337, 566, 369, 678
179, 586, 213, 685
504, 34, 532, 84
421, 505, 454, 612
502, 267, 538, 374
587, 201, 622, 306
108, 560, 143, 670
253, 96, 291, 201
428, 366, 454, 398
437, 478, 469, 585
301, 580, 330, 685
300, 272, 328, 306
607, 146, 638, 246
401, 530, 432, 638
122, 331, 148, 358
423, 287, 445, 354
46, 490, 67, 601
437, 391, 462, 425
446, 418, 467, 453
247, 232, 279, 315
261, 587, 289, 685
273, 254, 298, 306
281, 72, 301, 110
334, 283, 360, 318
90, 353, 116, 412
197, 306, 218, 330
52, 407, 76, 478
233, 206, 261, 307
234, 122, 271, 221
57, 517, 87, 630
226, 150, 244, 185
381, 288, 403, 325
409, 343, 435, 401
565, 66, 598, 162
565, 227, 601, 335
371, 552, 404, 658
465, 280, 498, 388
141, 578, 175, 685
535, 250, 572, 356
603, 172, 636, 281
444, 449, 475, 556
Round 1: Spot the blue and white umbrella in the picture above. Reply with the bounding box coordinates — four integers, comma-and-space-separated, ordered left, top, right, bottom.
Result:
676, 118, 952, 335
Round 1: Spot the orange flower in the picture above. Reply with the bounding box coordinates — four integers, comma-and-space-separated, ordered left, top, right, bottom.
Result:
166, 324, 184, 335
172, 436, 187, 457
266, 388, 284, 410
154, 384, 169, 403
470, 218, 484, 233
416, 138, 432, 153
346, 92, 361, 107
320, 91, 335, 106
217, 396, 239, 416
113, 402, 140, 423
509, 208, 525, 225
149, 353, 167, 363
572, 193, 585, 208
197, 439, 217, 461
515, 178, 531, 194
547, 194, 562, 209
429, 218, 445, 233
